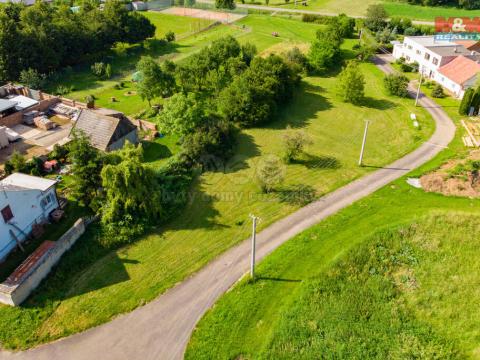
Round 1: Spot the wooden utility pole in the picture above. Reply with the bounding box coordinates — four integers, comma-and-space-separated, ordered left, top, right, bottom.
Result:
358, 120, 370, 166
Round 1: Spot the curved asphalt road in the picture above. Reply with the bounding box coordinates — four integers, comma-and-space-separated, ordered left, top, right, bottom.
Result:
0, 56, 455, 360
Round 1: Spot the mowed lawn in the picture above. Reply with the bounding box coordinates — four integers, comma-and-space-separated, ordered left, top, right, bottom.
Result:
0, 18, 434, 350
269, 0, 480, 20
186, 128, 480, 359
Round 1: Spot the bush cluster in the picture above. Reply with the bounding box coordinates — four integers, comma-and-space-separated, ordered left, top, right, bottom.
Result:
384, 74, 410, 98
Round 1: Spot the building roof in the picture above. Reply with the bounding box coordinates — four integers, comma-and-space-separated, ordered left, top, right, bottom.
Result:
7, 95, 38, 111
0, 99, 17, 113
71, 109, 137, 151
405, 36, 455, 47
438, 55, 480, 86
0, 173, 57, 192
426, 45, 473, 57
454, 40, 480, 50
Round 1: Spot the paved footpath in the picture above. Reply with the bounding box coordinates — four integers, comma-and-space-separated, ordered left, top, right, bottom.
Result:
1, 56, 455, 360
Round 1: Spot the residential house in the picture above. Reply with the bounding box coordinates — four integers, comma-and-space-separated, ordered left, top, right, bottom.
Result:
0, 173, 59, 261
70, 109, 138, 152
435, 56, 480, 98
392, 36, 480, 98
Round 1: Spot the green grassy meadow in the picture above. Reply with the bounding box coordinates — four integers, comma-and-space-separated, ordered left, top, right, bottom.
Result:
186, 126, 480, 359
0, 14, 436, 350
267, 0, 480, 21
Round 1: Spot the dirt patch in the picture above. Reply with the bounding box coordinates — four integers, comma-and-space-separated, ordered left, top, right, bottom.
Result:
160, 7, 246, 24
420, 150, 480, 197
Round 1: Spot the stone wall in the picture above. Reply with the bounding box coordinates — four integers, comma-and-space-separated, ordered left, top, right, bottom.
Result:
0, 218, 86, 306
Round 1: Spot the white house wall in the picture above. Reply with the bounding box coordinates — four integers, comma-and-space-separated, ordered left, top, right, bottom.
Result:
393, 37, 470, 99
0, 187, 58, 260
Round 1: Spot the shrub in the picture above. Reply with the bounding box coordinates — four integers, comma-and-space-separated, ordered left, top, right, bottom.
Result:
384, 74, 409, 97
91, 62, 106, 77
19, 68, 45, 90
404, 27, 418, 36
282, 127, 312, 163
256, 156, 285, 193
48, 144, 69, 161
85, 95, 95, 108
431, 84, 445, 98
105, 64, 112, 79
55, 85, 73, 96
165, 31, 175, 42
283, 46, 309, 72
4, 151, 27, 175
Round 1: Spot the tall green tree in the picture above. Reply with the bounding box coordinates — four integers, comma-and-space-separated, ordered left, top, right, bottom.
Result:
68, 130, 103, 210
136, 56, 174, 106
460, 88, 475, 115
157, 93, 205, 136
337, 61, 365, 105
364, 4, 388, 32
101, 143, 163, 243
308, 26, 343, 72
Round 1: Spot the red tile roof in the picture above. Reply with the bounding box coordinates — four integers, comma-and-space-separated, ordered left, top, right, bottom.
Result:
4, 241, 56, 286
438, 56, 480, 86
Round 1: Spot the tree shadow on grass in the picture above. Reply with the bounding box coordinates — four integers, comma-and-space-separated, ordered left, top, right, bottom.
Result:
266, 81, 333, 130
292, 154, 341, 170
222, 132, 261, 174
19, 225, 135, 305
361, 97, 397, 110
276, 184, 317, 206
142, 140, 173, 163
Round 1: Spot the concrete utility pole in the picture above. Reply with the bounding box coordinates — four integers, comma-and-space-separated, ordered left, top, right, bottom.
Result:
415, 72, 424, 107
358, 120, 369, 166
249, 214, 258, 279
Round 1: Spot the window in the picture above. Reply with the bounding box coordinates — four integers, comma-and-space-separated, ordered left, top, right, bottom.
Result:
424, 53, 431, 60
416, 50, 421, 55
407, 45, 413, 50
40, 193, 55, 209
1, 205, 13, 223
432, 58, 439, 65
406, 56, 411, 61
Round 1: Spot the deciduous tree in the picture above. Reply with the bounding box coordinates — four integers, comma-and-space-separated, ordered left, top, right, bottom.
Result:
337, 61, 365, 104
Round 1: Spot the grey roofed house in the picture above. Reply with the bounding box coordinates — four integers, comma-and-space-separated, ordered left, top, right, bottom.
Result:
425, 45, 475, 57
70, 109, 138, 152
0, 99, 17, 113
